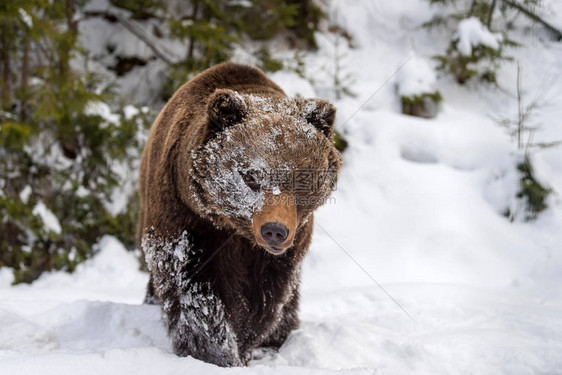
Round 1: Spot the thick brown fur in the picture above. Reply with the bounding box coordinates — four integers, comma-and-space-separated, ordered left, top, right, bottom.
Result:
138, 62, 340, 367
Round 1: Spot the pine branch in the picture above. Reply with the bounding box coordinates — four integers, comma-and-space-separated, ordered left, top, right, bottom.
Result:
501, 0, 562, 41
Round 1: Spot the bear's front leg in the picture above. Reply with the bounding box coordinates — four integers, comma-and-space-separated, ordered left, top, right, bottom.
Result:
259, 288, 300, 350
142, 231, 243, 367
166, 281, 243, 367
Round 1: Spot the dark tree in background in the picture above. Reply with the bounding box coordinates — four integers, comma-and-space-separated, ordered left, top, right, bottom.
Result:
162, 0, 325, 99
0, 0, 152, 283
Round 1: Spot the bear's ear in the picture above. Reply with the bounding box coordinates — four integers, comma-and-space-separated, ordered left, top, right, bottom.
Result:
206, 89, 247, 131
299, 98, 337, 139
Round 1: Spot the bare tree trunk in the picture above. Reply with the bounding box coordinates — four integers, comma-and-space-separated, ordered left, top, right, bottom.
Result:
469, 0, 478, 17
57, 0, 80, 159
58, 1, 70, 75
20, 36, 30, 122
67, 0, 77, 34
296, 0, 308, 32
487, 0, 497, 28
334, 31, 341, 101
516, 62, 523, 150
58, 0, 78, 76
187, 0, 200, 61
1, 31, 12, 111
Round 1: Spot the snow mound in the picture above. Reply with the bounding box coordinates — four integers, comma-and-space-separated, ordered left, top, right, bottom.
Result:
454, 17, 502, 56
0, 268, 14, 287
396, 55, 437, 97
13, 236, 149, 306
0, 309, 58, 353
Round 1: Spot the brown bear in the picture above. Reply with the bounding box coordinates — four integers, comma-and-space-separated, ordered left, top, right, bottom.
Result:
137, 62, 341, 367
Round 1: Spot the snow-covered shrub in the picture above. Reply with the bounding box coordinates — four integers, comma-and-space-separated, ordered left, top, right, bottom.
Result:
420, 0, 549, 85
434, 17, 507, 84
515, 156, 552, 221
491, 64, 556, 222
396, 56, 442, 118
503, 156, 552, 222
424, 0, 562, 85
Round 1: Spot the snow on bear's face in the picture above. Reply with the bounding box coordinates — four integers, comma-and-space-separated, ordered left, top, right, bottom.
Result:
189, 90, 340, 255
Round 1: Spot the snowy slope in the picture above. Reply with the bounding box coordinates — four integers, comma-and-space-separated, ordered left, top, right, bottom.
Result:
2, 0, 562, 373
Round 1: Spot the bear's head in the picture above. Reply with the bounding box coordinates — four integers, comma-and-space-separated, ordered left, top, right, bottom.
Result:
188, 89, 341, 255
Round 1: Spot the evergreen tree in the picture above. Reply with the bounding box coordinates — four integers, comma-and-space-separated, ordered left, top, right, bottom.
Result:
161, 0, 326, 99
0, 0, 151, 283
423, 0, 518, 84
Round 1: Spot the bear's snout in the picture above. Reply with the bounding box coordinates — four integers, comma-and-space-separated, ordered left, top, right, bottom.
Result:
252, 191, 296, 255
261, 222, 289, 246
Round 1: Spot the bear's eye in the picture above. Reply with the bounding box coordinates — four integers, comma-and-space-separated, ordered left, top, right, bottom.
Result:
241, 172, 261, 192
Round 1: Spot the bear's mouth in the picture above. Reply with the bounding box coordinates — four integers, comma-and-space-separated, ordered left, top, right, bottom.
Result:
264, 245, 288, 256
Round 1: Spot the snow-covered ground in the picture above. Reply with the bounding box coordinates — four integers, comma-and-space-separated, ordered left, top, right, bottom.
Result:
2, 0, 562, 373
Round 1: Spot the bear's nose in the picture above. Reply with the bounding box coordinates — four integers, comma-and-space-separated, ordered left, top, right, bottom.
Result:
260, 222, 289, 246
